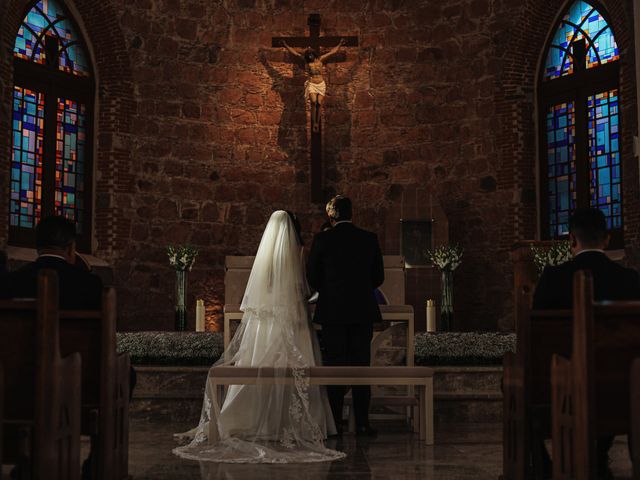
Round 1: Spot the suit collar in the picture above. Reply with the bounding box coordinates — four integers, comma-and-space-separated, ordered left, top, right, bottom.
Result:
574, 249, 605, 258
571, 250, 610, 265
38, 254, 68, 262
36, 255, 70, 266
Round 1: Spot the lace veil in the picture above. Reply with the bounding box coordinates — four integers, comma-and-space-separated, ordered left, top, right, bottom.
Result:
173, 211, 345, 463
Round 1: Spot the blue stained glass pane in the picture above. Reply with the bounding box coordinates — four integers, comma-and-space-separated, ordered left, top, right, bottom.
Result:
559, 147, 568, 163
612, 165, 620, 180
611, 138, 618, 151
55, 97, 86, 232
597, 155, 607, 167
558, 114, 567, 128
13, 0, 91, 77
546, 101, 576, 237
543, 1, 619, 81
10, 86, 44, 228
588, 88, 622, 231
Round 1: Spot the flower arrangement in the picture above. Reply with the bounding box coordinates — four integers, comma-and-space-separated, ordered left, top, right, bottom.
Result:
425, 245, 464, 271
167, 245, 199, 271
530, 242, 571, 273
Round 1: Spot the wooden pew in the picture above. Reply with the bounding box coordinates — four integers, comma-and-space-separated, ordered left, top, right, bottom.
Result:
631, 358, 640, 480
551, 271, 640, 479
59, 287, 131, 480
0, 270, 82, 480
206, 366, 434, 445
502, 285, 572, 480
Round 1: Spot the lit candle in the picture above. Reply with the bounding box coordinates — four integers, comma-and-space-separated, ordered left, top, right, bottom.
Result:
196, 299, 205, 332
426, 299, 436, 333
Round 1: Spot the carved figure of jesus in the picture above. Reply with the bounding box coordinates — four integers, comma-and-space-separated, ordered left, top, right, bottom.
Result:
281, 39, 345, 132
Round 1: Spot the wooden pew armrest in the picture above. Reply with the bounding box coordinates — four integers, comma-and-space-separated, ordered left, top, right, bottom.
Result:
116, 352, 131, 403
115, 352, 131, 479
551, 354, 573, 479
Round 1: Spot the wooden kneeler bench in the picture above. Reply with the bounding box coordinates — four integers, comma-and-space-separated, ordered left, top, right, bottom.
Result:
207, 366, 434, 445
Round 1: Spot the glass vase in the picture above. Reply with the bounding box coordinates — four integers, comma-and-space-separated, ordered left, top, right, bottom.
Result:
440, 269, 453, 331
175, 269, 187, 331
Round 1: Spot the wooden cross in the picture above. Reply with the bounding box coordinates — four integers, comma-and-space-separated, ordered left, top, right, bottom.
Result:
272, 14, 358, 203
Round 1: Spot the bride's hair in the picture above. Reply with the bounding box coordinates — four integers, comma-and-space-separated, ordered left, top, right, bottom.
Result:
286, 210, 304, 246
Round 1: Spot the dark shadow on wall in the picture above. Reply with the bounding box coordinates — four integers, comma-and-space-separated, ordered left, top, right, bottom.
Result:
259, 50, 361, 201
259, 50, 309, 186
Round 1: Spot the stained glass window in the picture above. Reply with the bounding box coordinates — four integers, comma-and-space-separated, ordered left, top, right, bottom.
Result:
540, 0, 621, 245
55, 98, 86, 231
546, 101, 576, 237
543, 0, 619, 81
588, 89, 621, 230
14, 0, 90, 77
11, 86, 45, 229
9, 0, 93, 250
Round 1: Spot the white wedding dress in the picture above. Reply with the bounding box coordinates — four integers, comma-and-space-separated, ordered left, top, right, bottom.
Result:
173, 211, 345, 463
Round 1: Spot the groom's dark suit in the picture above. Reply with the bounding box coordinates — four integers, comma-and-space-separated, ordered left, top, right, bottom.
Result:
307, 221, 384, 430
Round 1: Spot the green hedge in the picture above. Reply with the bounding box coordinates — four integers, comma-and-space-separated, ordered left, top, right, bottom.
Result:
117, 331, 515, 366
414, 332, 515, 366
117, 331, 224, 366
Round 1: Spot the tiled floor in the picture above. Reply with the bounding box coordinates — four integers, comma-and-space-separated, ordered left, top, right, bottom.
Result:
126, 420, 634, 480
0, 420, 632, 479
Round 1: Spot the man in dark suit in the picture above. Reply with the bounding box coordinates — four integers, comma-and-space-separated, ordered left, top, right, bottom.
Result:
533, 207, 640, 479
1, 216, 108, 479
307, 195, 384, 436
533, 209, 640, 309
0, 216, 102, 309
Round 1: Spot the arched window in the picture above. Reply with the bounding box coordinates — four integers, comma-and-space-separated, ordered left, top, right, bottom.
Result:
10, 0, 94, 251
539, 0, 621, 246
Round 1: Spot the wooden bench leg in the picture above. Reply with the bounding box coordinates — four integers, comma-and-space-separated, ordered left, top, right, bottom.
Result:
418, 384, 425, 442
207, 380, 220, 444
425, 378, 434, 445
413, 398, 420, 434
405, 385, 418, 433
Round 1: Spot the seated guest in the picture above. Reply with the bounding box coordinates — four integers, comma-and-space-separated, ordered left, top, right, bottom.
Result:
533, 208, 640, 308
533, 207, 640, 479
0, 216, 102, 309
2, 217, 134, 479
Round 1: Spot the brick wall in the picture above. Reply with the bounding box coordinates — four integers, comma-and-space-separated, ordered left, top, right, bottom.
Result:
0, 0, 636, 332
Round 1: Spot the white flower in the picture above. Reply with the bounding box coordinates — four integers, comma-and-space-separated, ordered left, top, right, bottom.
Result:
167, 245, 199, 271
531, 242, 571, 273
425, 245, 463, 271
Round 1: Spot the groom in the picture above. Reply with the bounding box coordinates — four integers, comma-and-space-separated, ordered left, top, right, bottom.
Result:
307, 195, 384, 436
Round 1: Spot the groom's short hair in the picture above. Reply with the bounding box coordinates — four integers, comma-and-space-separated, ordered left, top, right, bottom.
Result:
326, 195, 352, 221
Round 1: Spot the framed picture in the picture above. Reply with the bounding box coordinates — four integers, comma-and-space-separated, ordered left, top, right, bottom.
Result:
401, 219, 433, 268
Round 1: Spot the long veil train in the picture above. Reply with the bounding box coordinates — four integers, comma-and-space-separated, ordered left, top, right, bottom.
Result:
173, 211, 345, 463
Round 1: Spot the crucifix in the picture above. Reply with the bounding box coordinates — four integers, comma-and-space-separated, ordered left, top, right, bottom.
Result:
272, 14, 358, 203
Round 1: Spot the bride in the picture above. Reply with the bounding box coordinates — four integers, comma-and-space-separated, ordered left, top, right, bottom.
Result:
173, 210, 345, 463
